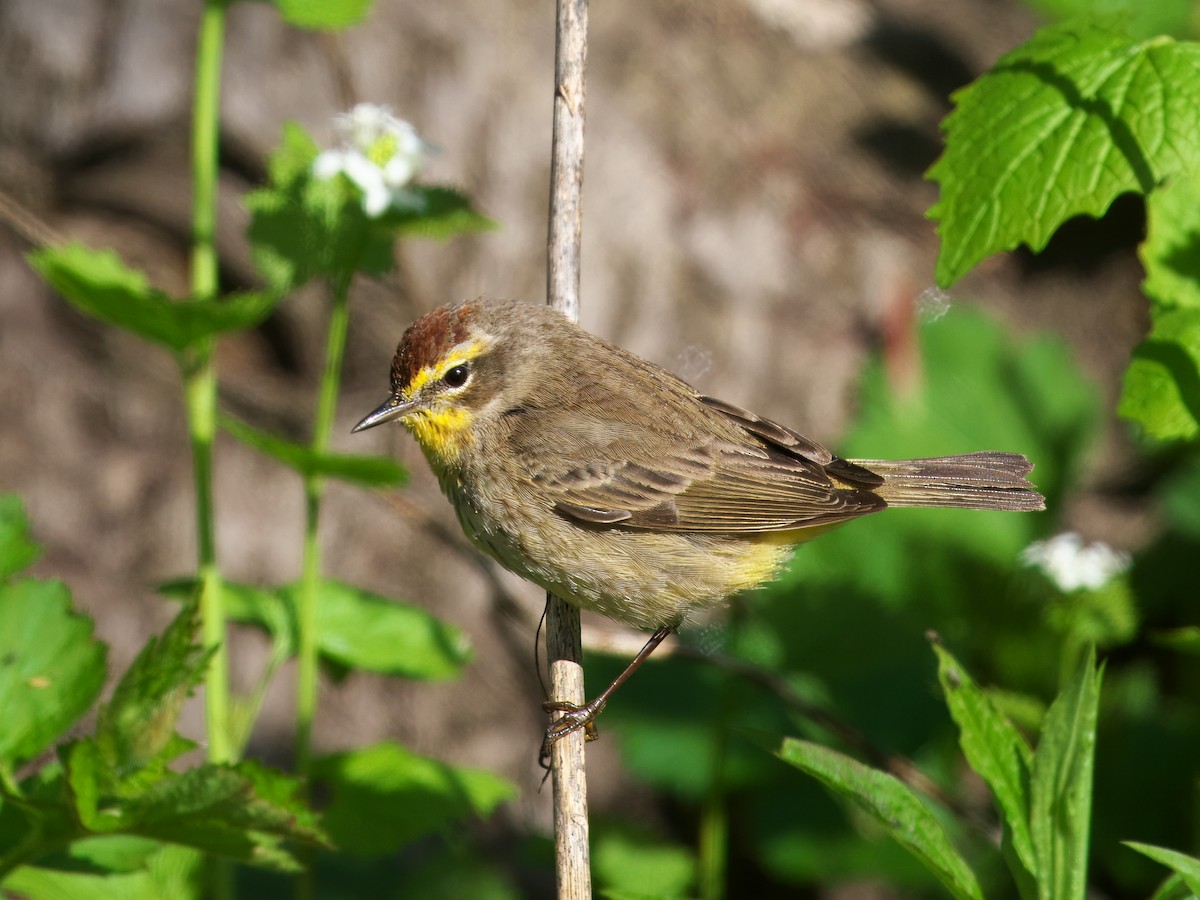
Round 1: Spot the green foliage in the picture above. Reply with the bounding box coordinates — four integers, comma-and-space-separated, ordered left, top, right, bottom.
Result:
0, 495, 40, 578
221, 414, 407, 488
774, 646, 1103, 900
312, 743, 515, 857
929, 22, 1200, 287
0, 502, 330, 883
934, 643, 1037, 891
1119, 163, 1200, 439
245, 123, 494, 293
27, 244, 280, 354
0, 577, 107, 770
930, 19, 1200, 445
1126, 842, 1200, 894
1023, 0, 1198, 39
592, 822, 697, 900
776, 738, 986, 900
270, 0, 375, 31
159, 578, 472, 680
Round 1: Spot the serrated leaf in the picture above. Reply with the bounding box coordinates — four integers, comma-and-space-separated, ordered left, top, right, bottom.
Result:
0, 494, 41, 579
0, 580, 107, 767
934, 644, 1037, 885
929, 23, 1200, 285
284, 580, 472, 679
1125, 842, 1200, 894
272, 0, 374, 30
313, 742, 515, 857
775, 738, 985, 900
126, 764, 323, 872
1118, 306, 1200, 441
93, 603, 209, 778
28, 245, 280, 352
1029, 646, 1102, 900
221, 413, 408, 488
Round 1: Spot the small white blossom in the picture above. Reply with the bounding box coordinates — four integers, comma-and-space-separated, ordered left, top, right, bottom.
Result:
1021, 532, 1131, 592
312, 103, 430, 217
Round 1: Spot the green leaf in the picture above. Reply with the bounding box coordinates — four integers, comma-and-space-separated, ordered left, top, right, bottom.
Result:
1140, 166, 1200, 313
0, 579, 107, 767
64, 751, 327, 871
126, 762, 325, 871
1022, 0, 1196, 40
929, 22, 1200, 285
775, 738, 985, 900
285, 580, 472, 679
1150, 625, 1200, 655
1118, 306, 1200, 441
38, 834, 164, 874
0, 494, 41, 579
28, 244, 279, 352
1147, 873, 1200, 900
160, 578, 470, 680
313, 742, 515, 857
3, 845, 204, 899
1118, 165, 1200, 441
159, 577, 294, 653
388, 186, 497, 240
272, 0, 374, 30
1029, 646, 1102, 900
245, 124, 395, 289
1125, 841, 1200, 894
87, 606, 209, 789
221, 414, 408, 488
933, 643, 1037, 886
246, 124, 496, 291
592, 823, 697, 899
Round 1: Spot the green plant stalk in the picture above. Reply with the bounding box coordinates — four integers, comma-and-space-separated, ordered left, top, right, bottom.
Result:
188, 0, 232, 770
295, 272, 354, 778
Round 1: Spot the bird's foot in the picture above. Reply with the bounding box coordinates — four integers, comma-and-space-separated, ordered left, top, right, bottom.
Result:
539, 698, 605, 768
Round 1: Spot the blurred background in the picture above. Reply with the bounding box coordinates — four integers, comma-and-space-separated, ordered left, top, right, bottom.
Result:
1, 0, 1195, 896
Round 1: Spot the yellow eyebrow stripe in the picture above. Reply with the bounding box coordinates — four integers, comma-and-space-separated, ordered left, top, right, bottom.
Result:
404, 338, 492, 396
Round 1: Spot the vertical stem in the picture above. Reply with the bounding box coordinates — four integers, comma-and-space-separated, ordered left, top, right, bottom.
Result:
189, 0, 231, 768
546, 1, 590, 897
295, 272, 354, 777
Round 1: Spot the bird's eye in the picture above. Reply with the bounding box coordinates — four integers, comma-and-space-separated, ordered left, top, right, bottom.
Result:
442, 363, 471, 389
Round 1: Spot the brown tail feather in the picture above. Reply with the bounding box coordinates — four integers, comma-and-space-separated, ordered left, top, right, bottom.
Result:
849, 451, 1045, 512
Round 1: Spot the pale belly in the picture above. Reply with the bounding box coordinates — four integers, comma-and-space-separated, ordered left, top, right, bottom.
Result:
443, 475, 793, 630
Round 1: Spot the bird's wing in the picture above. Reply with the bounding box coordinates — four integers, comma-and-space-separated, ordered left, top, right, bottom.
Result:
508, 397, 885, 533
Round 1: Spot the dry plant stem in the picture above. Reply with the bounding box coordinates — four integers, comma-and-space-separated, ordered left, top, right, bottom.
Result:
545, 0, 591, 897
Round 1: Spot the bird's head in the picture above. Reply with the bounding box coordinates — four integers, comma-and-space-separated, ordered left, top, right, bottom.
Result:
353, 299, 557, 470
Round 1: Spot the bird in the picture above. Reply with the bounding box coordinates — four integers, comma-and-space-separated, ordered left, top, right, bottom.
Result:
353, 298, 1044, 754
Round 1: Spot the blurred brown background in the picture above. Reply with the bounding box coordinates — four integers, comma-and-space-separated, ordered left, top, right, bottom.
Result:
0, 0, 1147, 857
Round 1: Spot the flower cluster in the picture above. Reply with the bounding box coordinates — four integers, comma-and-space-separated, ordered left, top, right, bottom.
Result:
313, 103, 430, 217
1020, 532, 1131, 592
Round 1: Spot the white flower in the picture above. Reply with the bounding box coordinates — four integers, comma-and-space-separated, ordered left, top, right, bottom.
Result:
1021, 532, 1131, 592
312, 103, 430, 217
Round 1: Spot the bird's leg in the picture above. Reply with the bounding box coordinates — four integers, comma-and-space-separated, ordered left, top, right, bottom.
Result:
541, 625, 673, 764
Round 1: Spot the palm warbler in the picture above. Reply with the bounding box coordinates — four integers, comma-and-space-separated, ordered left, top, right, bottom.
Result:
354, 299, 1044, 750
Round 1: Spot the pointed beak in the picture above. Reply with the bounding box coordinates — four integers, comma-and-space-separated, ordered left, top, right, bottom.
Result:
352, 396, 416, 433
